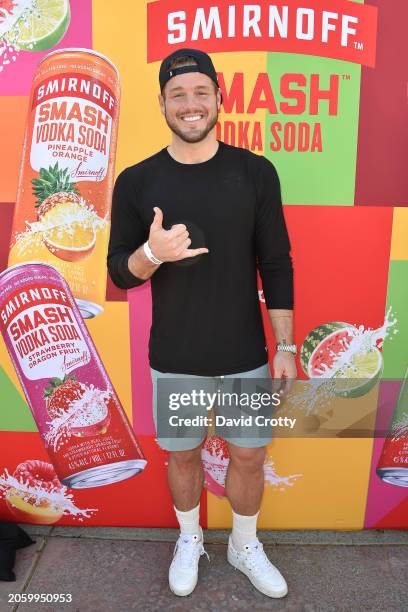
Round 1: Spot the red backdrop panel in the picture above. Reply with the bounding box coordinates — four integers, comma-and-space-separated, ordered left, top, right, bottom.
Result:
0, 432, 207, 527
261, 205, 393, 375
355, 0, 408, 206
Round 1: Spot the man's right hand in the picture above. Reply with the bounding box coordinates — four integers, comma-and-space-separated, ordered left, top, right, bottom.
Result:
148, 207, 209, 262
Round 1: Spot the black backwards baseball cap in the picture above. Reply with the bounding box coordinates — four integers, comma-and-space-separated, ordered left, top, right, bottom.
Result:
159, 48, 219, 92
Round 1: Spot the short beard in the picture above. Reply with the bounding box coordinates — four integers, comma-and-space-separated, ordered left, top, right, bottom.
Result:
164, 103, 219, 144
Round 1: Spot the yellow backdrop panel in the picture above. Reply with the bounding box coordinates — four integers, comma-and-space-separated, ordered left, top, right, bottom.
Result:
85, 302, 133, 423
208, 439, 374, 530
0, 97, 28, 202
390, 208, 408, 261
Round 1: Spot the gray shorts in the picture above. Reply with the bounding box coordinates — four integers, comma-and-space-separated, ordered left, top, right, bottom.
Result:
151, 363, 273, 451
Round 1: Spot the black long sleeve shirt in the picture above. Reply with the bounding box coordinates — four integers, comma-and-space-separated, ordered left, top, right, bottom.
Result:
107, 141, 293, 375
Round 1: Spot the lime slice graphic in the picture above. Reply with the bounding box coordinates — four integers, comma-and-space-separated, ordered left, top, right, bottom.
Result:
332, 348, 383, 398
10, 0, 70, 51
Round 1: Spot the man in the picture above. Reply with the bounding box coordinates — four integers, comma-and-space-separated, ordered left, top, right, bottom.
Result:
107, 48, 297, 599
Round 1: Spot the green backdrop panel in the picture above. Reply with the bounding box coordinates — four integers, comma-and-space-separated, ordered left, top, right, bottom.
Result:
382, 261, 408, 378
265, 53, 361, 205
0, 366, 37, 432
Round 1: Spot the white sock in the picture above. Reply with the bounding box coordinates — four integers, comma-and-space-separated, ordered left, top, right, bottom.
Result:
174, 503, 201, 536
231, 510, 259, 550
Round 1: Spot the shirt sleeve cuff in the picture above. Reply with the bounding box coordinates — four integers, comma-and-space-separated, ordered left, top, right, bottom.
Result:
108, 253, 146, 289
259, 267, 294, 310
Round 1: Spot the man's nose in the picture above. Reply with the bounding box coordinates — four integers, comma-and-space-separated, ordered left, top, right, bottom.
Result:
183, 93, 202, 107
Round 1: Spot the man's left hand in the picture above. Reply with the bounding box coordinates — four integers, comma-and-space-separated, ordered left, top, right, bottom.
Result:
272, 351, 297, 395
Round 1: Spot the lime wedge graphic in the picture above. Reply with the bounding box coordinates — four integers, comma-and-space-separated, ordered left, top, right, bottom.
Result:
332, 348, 383, 398
10, 0, 70, 51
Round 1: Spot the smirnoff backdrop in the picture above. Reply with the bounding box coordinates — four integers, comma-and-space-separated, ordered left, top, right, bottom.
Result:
0, 0, 407, 529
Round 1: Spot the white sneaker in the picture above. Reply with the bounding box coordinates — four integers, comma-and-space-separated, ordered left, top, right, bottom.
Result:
228, 536, 288, 598
169, 528, 209, 596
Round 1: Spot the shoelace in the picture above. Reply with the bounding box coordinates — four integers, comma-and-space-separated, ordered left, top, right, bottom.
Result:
173, 534, 210, 570
243, 541, 273, 574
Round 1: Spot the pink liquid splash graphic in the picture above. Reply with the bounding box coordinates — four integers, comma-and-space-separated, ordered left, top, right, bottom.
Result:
198, 436, 302, 498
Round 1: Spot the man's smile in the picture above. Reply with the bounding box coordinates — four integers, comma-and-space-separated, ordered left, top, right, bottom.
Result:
180, 113, 204, 123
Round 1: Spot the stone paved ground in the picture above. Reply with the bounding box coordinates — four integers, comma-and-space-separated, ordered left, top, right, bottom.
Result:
0, 528, 407, 612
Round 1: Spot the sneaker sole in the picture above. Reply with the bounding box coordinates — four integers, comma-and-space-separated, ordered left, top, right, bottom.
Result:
227, 549, 288, 599
169, 577, 198, 597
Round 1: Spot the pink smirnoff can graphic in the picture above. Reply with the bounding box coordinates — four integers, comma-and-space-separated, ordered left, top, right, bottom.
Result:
0, 262, 146, 488
376, 368, 408, 487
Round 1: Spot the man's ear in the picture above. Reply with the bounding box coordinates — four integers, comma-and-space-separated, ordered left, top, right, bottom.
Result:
158, 93, 165, 116
216, 88, 222, 111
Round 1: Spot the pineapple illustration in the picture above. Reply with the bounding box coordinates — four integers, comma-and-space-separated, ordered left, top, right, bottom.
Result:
31, 163, 96, 262
32, 163, 80, 219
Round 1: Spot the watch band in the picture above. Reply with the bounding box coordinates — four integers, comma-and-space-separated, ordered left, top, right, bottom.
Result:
276, 343, 297, 355
143, 241, 163, 265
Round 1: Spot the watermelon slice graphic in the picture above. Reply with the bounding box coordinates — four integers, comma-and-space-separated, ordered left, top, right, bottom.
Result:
301, 322, 383, 398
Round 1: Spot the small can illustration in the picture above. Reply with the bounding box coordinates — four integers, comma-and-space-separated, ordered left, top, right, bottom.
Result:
0, 263, 146, 488
8, 48, 120, 318
376, 368, 408, 488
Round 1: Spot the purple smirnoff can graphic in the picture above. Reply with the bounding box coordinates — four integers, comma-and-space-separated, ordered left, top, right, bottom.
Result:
0, 262, 146, 488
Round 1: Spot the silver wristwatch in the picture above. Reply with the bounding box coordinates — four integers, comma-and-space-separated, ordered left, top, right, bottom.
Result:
276, 343, 297, 355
